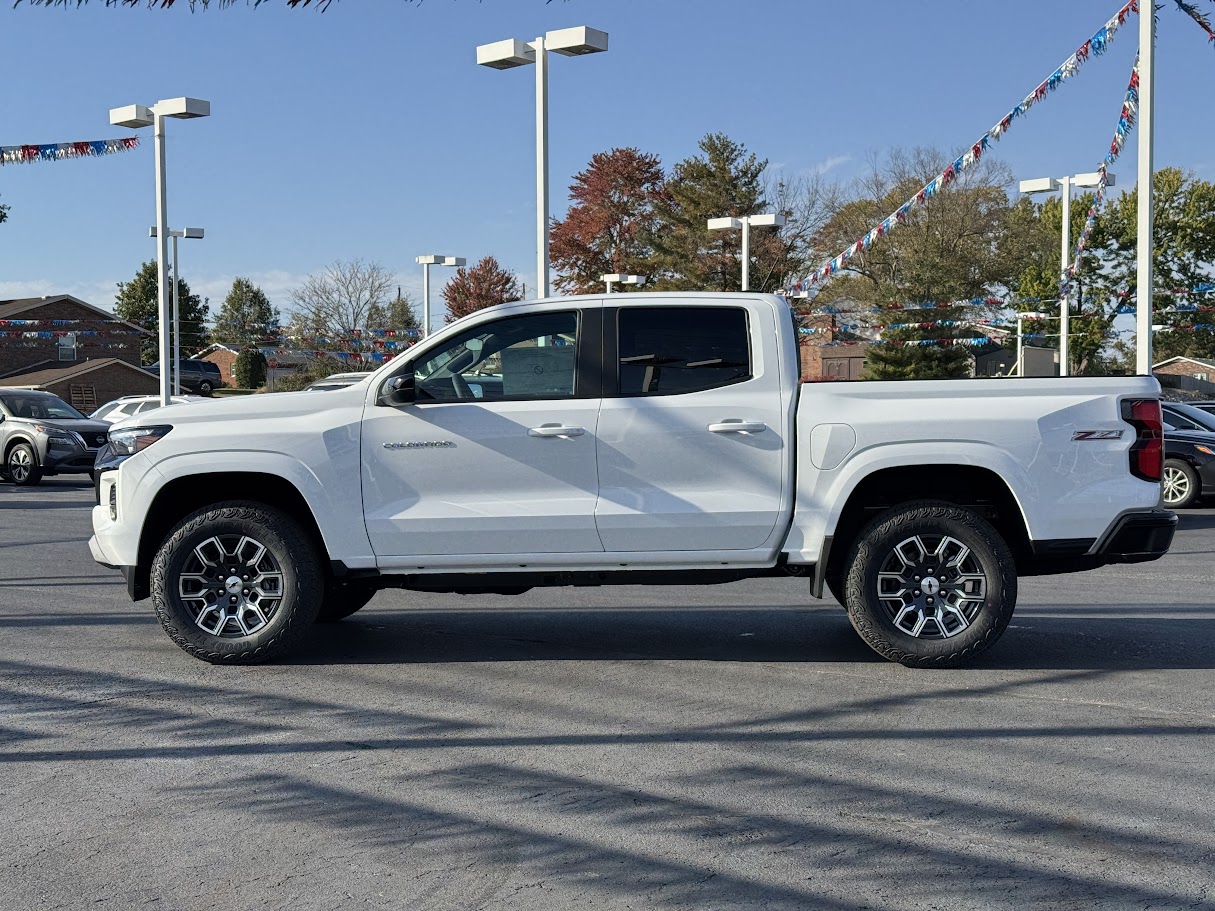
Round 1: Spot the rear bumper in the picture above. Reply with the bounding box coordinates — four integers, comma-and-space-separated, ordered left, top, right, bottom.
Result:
1022, 508, 1176, 576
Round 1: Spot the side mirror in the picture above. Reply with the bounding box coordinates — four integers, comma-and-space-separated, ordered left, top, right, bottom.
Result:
378, 373, 415, 407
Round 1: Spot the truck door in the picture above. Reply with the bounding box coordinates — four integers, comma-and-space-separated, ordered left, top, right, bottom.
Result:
361, 307, 604, 559
594, 301, 789, 553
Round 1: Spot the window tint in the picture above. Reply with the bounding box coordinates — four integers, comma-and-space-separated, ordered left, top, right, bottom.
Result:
411, 311, 580, 402
617, 307, 750, 396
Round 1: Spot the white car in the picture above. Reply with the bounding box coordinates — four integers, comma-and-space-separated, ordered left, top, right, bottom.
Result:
89, 292, 1175, 668
303, 372, 375, 392
91, 395, 207, 423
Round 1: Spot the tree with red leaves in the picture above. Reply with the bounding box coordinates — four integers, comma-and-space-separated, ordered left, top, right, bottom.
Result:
550, 147, 667, 295
442, 256, 522, 324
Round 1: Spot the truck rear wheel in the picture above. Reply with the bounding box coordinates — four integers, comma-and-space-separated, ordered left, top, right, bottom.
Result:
150, 501, 321, 664
842, 500, 1017, 668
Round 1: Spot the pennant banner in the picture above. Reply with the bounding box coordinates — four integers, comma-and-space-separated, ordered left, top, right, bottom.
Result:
1174, 0, 1215, 42
0, 136, 139, 166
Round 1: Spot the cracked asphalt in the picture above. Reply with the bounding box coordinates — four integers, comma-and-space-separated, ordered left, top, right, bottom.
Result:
2, 478, 1214, 910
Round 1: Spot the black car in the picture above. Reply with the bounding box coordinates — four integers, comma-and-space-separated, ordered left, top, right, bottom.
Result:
0, 390, 111, 486
1161, 402, 1215, 508
145, 358, 222, 395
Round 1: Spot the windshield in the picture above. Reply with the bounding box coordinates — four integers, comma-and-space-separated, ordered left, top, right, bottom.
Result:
0, 392, 88, 421
1166, 402, 1215, 433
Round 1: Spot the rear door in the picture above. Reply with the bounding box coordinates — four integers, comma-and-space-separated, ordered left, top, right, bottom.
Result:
594, 299, 790, 553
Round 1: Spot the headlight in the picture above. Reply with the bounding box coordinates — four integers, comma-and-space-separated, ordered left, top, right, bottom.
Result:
109, 425, 173, 456
46, 433, 76, 449
1197, 445, 1215, 456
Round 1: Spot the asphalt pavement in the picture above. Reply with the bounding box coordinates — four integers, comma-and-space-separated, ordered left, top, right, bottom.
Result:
2, 478, 1213, 910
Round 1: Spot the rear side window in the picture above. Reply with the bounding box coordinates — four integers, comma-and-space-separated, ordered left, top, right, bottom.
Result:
617, 307, 751, 396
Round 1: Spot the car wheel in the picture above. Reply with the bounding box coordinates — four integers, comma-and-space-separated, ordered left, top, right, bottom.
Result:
316, 579, 378, 623
150, 500, 321, 664
198, 381, 214, 396
6, 443, 43, 486
842, 499, 1017, 668
1162, 459, 1199, 509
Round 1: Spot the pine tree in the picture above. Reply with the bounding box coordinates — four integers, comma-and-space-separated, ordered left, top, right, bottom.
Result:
114, 260, 210, 364
442, 257, 522, 323
366, 289, 420, 332
213, 278, 278, 346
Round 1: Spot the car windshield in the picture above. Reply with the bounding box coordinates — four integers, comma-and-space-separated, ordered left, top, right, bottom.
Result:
0, 392, 88, 420
1166, 402, 1215, 432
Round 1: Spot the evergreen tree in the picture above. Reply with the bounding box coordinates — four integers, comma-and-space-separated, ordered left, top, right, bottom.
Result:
366, 289, 420, 332
213, 277, 278, 346
234, 347, 268, 389
114, 260, 209, 364
442, 257, 522, 323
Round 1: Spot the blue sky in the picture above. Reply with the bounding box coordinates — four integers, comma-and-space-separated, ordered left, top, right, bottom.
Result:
1, 0, 1211, 320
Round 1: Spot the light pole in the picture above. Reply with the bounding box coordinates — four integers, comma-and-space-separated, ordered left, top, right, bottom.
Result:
1018, 172, 1114, 378
707, 213, 786, 291
601, 273, 645, 294
110, 97, 211, 406
1013, 311, 1050, 377
477, 26, 609, 300
415, 255, 465, 338
149, 226, 203, 395
1137, 4, 1156, 376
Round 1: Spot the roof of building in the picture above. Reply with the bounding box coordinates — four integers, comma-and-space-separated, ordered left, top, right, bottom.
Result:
0, 295, 147, 333
1153, 355, 1215, 370
193, 343, 240, 357
0, 358, 153, 388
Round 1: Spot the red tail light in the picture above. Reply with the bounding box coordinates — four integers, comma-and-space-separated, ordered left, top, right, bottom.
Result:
1122, 399, 1163, 482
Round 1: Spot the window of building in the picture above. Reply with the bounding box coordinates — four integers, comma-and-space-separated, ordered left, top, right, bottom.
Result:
617, 307, 751, 396
57, 333, 78, 362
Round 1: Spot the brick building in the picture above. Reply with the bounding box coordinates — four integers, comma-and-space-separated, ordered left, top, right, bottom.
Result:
194, 343, 240, 385
1153, 356, 1215, 382
0, 295, 145, 381
0, 358, 158, 412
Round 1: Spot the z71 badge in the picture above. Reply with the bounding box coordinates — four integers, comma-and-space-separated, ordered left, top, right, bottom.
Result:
1072, 430, 1125, 441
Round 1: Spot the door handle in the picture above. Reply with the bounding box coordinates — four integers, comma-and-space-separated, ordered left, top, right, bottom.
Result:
708, 420, 768, 434
528, 424, 586, 438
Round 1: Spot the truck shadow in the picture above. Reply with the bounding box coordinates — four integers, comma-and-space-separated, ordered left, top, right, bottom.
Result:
290, 604, 1215, 671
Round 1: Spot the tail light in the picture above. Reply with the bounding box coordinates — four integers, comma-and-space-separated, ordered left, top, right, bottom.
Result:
1122, 399, 1163, 482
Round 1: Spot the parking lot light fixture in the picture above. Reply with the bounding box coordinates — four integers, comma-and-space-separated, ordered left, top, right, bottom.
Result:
110, 97, 211, 406
150, 226, 204, 395
601, 273, 645, 294
1018, 171, 1116, 378
707, 213, 786, 291
477, 26, 609, 300
416, 255, 465, 338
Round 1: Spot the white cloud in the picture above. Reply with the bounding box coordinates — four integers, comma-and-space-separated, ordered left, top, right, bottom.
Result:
809, 155, 851, 176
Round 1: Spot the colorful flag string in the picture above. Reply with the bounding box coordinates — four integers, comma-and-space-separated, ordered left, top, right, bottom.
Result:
0, 137, 139, 166
1174, 0, 1215, 41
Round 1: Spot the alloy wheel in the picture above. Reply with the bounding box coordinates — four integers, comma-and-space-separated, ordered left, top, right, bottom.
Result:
875, 534, 988, 639
8, 448, 31, 484
177, 534, 284, 637
1162, 465, 1191, 506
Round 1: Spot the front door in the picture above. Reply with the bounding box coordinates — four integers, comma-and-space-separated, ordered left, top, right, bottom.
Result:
361, 307, 604, 559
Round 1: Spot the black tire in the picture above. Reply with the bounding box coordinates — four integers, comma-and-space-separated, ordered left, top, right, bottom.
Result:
198, 381, 214, 396
842, 500, 1017, 668
316, 579, 378, 623
6, 442, 43, 486
150, 500, 322, 664
1162, 458, 1200, 509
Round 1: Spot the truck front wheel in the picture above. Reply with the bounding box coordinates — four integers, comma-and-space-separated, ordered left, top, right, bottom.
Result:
150, 501, 322, 664
842, 500, 1017, 668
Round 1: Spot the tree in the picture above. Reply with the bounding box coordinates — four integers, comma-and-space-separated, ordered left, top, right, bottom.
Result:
288, 259, 394, 352
366, 288, 420, 332
442, 256, 522, 323
648, 132, 796, 293
114, 260, 209, 364
811, 148, 1016, 380
212, 277, 278, 346
550, 147, 667, 295
234, 347, 268, 389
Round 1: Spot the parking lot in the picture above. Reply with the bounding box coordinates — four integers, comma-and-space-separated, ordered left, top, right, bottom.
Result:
2, 478, 1214, 910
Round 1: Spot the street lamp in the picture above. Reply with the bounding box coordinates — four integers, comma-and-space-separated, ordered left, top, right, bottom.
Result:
415, 255, 465, 338
149, 226, 204, 395
477, 26, 609, 300
110, 97, 211, 406
707, 213, 786, 291
1018, 171, 1114, 378
601, 273, 645, 294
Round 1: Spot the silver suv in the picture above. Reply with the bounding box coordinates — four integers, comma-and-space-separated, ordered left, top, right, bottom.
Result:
0, 390, 111, 486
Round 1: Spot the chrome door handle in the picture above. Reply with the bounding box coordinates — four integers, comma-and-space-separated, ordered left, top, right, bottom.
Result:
708, 420, 768, 434
528, 424, 586, 438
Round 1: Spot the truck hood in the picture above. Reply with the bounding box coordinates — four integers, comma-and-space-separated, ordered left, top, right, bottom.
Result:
7, 416, 111, 443
109, 384, 370, 430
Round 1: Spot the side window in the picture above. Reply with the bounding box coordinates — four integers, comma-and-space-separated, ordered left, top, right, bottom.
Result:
617, 307, 751, 396
411, 311, 580, 403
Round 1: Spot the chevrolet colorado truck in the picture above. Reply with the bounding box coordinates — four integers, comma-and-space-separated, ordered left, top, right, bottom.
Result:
89, 293, 1176, 667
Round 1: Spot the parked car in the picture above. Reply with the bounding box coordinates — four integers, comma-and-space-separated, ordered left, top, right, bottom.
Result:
144, 359, 223, 395
1162, 402, 1215, 434
91, 394, 205, 423
1160, 403, 1215, 508
1180, 400, 1215, 419
303, 372, 375, 392
90, 292, 1175, 668
0, 389, 111, 486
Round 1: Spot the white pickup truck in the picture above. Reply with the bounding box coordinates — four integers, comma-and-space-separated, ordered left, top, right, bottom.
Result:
89, 292, 1175, 667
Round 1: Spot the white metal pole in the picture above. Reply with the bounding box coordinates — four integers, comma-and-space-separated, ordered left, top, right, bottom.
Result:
741, 217, 751, 292
1059, 176, 1071, 378
153, 110, 172, 406
535, 35, 550, 299
604, 279, 615, 294
172, 233, 181, 396
1137, 7, 1156, 375
1016, 317, 1025, 377
422, 262, 431, 338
